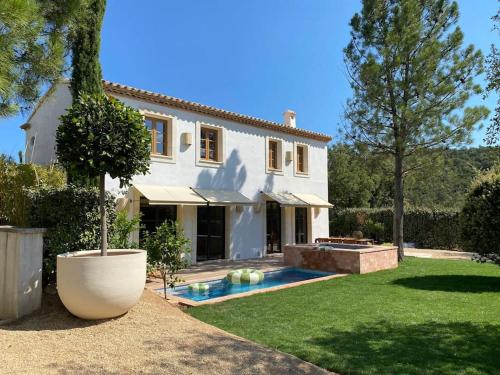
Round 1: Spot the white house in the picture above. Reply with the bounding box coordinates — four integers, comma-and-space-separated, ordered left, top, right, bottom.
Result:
22, 81, 332, 263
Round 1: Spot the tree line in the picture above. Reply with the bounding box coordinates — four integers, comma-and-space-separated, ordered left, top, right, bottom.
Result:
328, 144, 499, 210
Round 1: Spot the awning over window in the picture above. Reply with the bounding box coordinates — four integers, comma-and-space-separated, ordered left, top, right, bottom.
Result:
133, 185, 206, 205
261, 192, 309, 207
192, 188, 255, 206
293, 193, 333, 208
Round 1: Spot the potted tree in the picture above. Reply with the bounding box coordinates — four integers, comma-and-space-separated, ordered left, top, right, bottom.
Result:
55, 93, 151, 319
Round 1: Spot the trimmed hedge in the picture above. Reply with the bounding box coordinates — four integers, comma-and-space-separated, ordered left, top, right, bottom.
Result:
330, 207, 460, 249
27, 185, 117, 285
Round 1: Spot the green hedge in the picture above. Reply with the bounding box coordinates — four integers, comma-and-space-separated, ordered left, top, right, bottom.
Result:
330, 207, 460, 249
27, 185, 117, 285
460, 167, 500, 256
0, 157, 65, 226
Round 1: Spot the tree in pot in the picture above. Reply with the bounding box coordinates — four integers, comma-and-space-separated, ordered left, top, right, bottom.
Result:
54, 93, 151, 319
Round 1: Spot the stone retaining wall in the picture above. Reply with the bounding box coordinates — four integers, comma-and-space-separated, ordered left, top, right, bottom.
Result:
283, 244, 398, 274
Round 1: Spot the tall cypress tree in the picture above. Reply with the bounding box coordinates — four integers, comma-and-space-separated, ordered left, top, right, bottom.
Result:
344, 0, 489, 260
70, 0, 106, 98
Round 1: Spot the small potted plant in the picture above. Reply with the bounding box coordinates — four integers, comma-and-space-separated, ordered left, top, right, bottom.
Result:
55, 93, 151, 319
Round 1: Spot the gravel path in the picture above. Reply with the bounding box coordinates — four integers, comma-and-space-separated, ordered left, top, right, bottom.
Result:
1, 289, 332, 375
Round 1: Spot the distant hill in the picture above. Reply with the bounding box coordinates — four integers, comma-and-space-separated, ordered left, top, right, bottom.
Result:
328, 145, 500, 209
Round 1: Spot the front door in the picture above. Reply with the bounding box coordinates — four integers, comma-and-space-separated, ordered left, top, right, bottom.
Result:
266, 201, 281, 253
197, 206, 225, 261
295, 207, 308, 244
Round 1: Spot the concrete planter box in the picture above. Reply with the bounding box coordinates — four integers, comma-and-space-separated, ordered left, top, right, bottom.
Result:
0, 226, 45, 320
57, 249, 146, 320
284, 244, 398, 274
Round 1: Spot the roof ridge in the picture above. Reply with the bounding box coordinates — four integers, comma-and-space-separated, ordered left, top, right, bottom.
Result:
102, 80, 332, 142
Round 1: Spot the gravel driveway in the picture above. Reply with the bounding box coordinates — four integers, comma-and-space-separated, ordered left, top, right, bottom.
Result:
1, 289, 332, 375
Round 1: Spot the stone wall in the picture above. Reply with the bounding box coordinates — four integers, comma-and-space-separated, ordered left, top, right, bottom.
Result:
283, 244, 398, 274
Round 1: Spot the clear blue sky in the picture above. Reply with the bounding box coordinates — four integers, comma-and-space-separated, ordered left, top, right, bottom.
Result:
1, 0, 497, 159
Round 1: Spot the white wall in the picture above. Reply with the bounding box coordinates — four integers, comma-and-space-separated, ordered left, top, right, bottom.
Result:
25, 83, 330, 260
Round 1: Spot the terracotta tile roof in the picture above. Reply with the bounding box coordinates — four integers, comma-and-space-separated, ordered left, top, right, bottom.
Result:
103, 81, 332, 142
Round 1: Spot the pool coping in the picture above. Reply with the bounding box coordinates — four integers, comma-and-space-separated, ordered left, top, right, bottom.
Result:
161, 270, 348, 307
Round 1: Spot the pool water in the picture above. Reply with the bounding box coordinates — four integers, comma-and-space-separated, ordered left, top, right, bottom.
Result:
163, 268, 333, 302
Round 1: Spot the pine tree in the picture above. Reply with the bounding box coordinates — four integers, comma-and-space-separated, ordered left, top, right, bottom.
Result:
344, 0, 489, 260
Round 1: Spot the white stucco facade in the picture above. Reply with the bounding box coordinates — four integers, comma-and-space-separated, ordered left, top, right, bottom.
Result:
23, 82, 331, 263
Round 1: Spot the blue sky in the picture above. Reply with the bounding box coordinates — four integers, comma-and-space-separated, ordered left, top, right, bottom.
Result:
1, 0, 498, 159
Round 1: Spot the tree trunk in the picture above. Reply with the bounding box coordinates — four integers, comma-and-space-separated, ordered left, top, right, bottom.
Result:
393, 153, 404, 261
163, 273, 167, 299
99, 173, 107, 256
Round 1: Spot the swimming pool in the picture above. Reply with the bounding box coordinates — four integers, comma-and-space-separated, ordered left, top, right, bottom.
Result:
162, 268, 334, 302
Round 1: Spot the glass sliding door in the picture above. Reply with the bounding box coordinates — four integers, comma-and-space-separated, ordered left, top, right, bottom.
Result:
266, 201, 281, 253
139, 202, 177, 241
197, 206, 225, 261
295, 207, 308, 244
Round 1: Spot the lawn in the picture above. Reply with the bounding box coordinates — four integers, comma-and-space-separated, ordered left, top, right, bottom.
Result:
188, 258, 500, 375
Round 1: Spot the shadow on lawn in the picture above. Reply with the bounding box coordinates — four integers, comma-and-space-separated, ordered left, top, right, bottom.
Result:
392, 275, 500, 293
309, 320, 500, 375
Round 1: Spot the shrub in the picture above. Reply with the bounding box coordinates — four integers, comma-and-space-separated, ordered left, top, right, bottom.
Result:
460, 166, 500, 261
0, 156, 65, 226
109, 210, 141, 249
27, 185, 116, 285
330, 207, 460, 249
143, 221, 190, 299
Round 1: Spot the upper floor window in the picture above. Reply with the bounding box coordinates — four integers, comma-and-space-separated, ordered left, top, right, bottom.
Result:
145, 117, 170, 156
266, 137, 283, 174
269, 140, 278, 170
295, 143, 309, 175
200, 126, 219, 162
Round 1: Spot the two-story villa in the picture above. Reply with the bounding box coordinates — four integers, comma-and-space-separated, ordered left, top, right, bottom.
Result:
22, 81, 332, 263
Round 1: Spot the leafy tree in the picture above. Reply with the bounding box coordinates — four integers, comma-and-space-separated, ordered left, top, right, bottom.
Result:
0, 0, 79, 117
328, 144, 392, 208
460, 165, 500, 263
485, 7, 499, 145
69, 0, 105, 97
56, 94, 150, 255
344, 0, 489, 260
143, 221, 191, 299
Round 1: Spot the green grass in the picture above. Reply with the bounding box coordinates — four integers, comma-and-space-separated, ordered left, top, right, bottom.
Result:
188, 258, 500, 375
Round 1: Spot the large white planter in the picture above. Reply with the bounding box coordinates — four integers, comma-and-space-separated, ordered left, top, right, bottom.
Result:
57, 249, 146, 320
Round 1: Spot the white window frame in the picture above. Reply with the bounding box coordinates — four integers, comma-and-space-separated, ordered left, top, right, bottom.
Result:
196, 121, 226, 168
265, 136, 284, 175
294, 142, 310, 177
140, 110, 177, 164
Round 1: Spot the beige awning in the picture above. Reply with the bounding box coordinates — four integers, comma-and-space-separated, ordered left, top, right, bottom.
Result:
192, 188, 255, 206
293, 193, 333, 208
261, 192, 308, 207
133, 185, 206, 205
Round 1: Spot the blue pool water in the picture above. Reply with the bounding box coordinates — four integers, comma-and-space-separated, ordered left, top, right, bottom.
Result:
162, 268, 333, 302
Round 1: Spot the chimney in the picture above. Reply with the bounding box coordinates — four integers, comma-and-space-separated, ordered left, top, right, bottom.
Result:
283, 109, 296, 128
